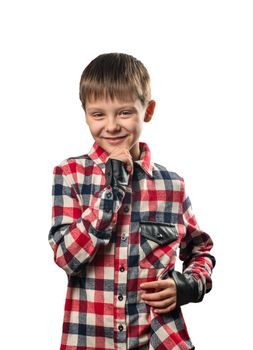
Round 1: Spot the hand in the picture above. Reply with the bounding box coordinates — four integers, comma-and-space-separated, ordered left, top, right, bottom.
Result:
140, 278, 177, 314
108, 148, 133, 174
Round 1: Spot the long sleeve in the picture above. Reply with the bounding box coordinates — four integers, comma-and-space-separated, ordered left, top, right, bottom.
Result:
172, 179, 216, 307
48, 159, 129, 275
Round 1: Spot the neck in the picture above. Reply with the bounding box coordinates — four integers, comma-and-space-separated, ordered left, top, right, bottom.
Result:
130, 142, 141, 160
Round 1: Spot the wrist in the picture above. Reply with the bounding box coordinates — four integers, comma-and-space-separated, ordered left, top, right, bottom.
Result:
105, 158, 129, 189
171, 271, 200, 307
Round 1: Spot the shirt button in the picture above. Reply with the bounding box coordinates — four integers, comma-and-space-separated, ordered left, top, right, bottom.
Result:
120, 266, 125, 272
106, 192, 112, 199
121, 234, 127, 241
105, 208, 112, 213
123, 206, 130, 213
118, 324, 124, 332
118, 294, 123, 301
156, 232, 163, 240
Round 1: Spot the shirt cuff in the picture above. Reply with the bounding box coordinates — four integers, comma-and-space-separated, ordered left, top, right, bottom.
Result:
171, 270, 200, 307
105, 158, 129, 189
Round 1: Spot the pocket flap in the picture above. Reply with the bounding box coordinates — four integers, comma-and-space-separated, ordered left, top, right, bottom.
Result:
140, 221, 178, 245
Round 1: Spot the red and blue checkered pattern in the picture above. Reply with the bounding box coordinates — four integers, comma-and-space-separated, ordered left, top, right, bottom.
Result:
49, 142, 215, 350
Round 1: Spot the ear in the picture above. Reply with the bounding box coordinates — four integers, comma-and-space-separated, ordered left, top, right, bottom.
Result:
144, 100, 156, 122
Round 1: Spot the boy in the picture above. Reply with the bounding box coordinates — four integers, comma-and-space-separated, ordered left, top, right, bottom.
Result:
49, 53, 215, 350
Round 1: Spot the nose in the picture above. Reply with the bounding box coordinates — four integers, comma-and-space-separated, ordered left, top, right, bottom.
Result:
105, 117, 121, 133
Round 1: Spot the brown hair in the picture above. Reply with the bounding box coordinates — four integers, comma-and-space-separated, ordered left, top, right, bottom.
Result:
79, 53, 151, 110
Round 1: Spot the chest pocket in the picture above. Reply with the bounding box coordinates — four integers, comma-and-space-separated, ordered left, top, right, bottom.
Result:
139, 221, 179, 269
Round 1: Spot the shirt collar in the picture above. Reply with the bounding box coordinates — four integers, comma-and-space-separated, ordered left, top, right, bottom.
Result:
88, 141, 154, 178
134, 142, 154, 178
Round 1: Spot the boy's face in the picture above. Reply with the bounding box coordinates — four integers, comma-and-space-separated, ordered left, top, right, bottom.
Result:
85, 97, 155, 160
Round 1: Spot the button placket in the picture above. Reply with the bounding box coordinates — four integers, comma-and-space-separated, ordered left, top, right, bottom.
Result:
121, 233, 127, 241
114, 191, 131, 344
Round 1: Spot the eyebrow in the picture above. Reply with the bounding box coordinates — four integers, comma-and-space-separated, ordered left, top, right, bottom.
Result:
86, 105, 138, 113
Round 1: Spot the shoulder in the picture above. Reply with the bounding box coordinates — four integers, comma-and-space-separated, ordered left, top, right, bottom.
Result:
52, 153, 93, 176
151, 163, 186, 202
152, 163, 185, 194
153, 162, 184, 182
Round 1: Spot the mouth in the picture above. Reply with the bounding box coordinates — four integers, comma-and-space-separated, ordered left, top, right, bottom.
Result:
103, 135, 128, 145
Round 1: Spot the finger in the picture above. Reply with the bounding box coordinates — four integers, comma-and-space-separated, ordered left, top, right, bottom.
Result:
141, 288, 175, 301
127, 158, 134, 174
144, 297, 176, 309
125, 158, 133, 173
109, 149, 130, 159
109, 150, 133, 172
126, 165, 133, 174
153, 302, 177, 314
140, 279, 173, 290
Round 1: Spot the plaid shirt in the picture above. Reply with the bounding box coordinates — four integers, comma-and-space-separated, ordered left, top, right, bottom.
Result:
49, 141, 215, 350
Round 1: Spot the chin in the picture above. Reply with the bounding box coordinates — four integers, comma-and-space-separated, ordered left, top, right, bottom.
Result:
97, 140, 113, 153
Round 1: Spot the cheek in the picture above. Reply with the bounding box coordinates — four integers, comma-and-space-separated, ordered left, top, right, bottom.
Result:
124, 119, 143, 134
131, 123, 143, 139
88, 123, 102, 137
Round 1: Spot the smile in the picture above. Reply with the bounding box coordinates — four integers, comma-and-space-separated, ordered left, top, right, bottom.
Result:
103, 135, 128, 145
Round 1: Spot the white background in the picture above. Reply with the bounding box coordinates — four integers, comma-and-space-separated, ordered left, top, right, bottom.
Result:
1, 1, 252, 349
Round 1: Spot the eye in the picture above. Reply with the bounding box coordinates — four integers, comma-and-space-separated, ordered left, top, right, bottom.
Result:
92, 112, 104, 119
120, 110, 133, 117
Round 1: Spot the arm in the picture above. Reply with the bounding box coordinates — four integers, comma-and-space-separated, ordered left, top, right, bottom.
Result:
141, 179, 215, 312
171, 179, 216, 307
141, 180, 215, 312
48, 159, 129, 275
